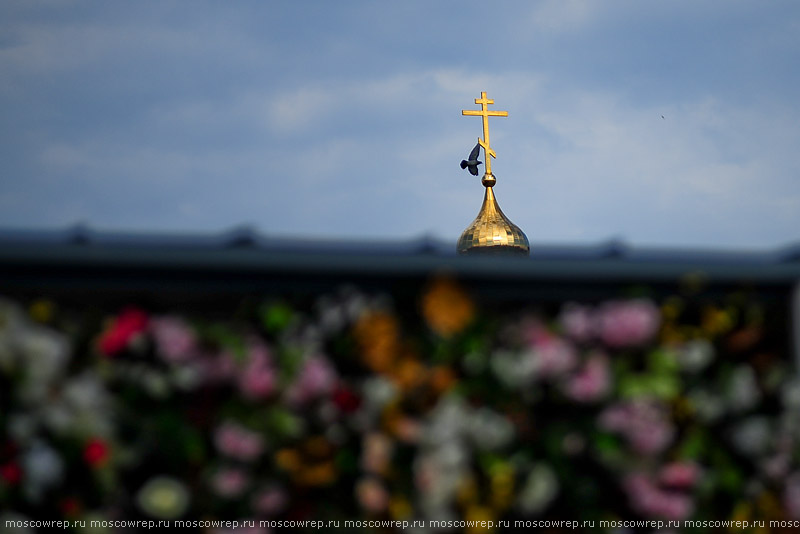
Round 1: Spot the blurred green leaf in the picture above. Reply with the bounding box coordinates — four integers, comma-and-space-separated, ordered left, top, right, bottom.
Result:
648, 349, 680, 375
678, 429, 707, 460
260, 302, 294, 334
267, 408, 305, 439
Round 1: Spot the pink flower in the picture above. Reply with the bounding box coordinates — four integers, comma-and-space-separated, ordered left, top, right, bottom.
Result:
785, 472, 800, 519
201, 350, 238, 384
531, 335, 578, 379
624, 473, 694, 520
599, 400, 674, 455
520, 321, 577, 381
659, 462, 701, 489
213, 421, 265, 462
150, 316, 197, 363
238, 342, 276, 400
564, 353, 611, 402
520, 318, 551, 346
559, 303, 596, 342
762, 453, 791, 480
285, 356, 337, 405
356, 478, 389, 513
361, 433, 393, 475
251, 486, 287, 516
597, 299, 660, 348
211, 468, 249, 498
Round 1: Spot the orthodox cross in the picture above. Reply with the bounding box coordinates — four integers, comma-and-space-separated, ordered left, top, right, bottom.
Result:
462, 91, 508, 177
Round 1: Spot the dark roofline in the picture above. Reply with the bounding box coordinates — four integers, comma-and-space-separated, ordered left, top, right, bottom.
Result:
1, 226, 799, 304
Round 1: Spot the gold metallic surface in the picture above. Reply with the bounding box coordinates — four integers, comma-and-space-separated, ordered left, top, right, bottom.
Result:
458, 91, 529, 256
457, 186, 530, 256
462, 91, 507, 177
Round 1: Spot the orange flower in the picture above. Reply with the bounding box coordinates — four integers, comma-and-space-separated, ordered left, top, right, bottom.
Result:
276, 438, 338, 487
429, 365, 457, 394
275, 449, 302, 472
304, 435, 333, 459
296, 461, 336, 487
391, 357, 425, 391
421, 276, 475, 338
353, 311, 400, 374
727, 326, 763, 353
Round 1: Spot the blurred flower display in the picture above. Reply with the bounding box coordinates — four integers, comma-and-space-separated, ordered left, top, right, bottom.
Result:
0, 283, 797, 531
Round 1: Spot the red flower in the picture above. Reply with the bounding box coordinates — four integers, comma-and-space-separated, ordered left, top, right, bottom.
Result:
332, 386, 361, 413
60, 497, 82, 517
0, 462, 22, 484
84, 438, 110, 467
98, 308, 148, 356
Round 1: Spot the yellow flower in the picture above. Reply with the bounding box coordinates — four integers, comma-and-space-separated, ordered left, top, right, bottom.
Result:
389, 495, 413, 519
465, 505, 494, 533
28, 299, 55, 323
457, 474, 478, 506
421, 276, 475, 338
136, 476, 189, 519
701, 306, 733, 336
490, 466, 514, 511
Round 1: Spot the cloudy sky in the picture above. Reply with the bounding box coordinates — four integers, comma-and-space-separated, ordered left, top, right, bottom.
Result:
2, 1, 799, 250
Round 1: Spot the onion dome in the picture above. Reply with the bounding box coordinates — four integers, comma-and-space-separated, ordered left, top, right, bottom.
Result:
457, 174, 529, 256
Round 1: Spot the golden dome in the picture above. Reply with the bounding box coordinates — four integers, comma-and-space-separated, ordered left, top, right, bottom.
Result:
457, 174, 529, 256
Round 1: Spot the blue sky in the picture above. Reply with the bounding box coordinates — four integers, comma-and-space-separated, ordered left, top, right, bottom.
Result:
2, 1, 799, 250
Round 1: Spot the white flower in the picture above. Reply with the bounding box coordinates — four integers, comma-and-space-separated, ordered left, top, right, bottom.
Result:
782, 378, 800, 412
42, 404, 73, 434
491, 350, 537, 389
171, 364, 203, 391
6, 312, 70, 405
143, 370, 170, 398
727, 366, 760, 412
8, 414, 37, 444
56, 372, 114, 437
19, 325, 69, 385
468, 408, 514, 450
22, 441, 64, 502
731, 417, 771, 456
63, 372, 111, 412
425, 396, 468, 447
688, 389, 725, 423
414, 453, 465, 514
361, 376, 397, 413
518, 463, 559, 515
678, 339, 714, 373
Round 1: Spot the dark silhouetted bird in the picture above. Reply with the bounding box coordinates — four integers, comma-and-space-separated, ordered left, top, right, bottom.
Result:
460, 143, 482, 176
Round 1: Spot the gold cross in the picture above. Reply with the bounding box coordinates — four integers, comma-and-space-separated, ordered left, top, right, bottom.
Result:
462, 91, 508, 177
